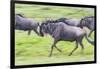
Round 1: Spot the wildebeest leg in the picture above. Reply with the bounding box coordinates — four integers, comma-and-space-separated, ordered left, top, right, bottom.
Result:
49, 40, 58, 57
68, 41, 78, 56
28, 30, 31, 35
54, 45, 62, 52
88, 30, 93, 37
79, 41, 84, 55
33, 29, 39, 35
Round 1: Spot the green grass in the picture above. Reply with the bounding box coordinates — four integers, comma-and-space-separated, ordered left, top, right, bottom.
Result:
15, 4, 94, 21
15, 4, 95, 65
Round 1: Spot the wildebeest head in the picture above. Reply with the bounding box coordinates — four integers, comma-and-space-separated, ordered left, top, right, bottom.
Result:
39, 21, 55, 37
78, 16, 94, 29
39, 23, 47, 37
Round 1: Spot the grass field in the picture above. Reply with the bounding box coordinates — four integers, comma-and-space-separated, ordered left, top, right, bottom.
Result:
15, 4, 95, 65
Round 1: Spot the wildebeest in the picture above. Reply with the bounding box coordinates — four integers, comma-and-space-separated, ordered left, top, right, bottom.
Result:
78, 16, 95, 36
39, 22, 93, 57
15, 14, 40, 35
57, 17, 95, 36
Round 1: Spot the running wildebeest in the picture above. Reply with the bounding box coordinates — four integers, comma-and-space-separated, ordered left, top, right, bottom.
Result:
15, 14, 40, 35
78, 16, 95, 36
57, 17, 95, 36
56, 17, 95, 45
39, 22, 93, 57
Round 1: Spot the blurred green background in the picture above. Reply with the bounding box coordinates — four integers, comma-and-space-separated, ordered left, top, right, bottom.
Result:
15, 4, 94, 65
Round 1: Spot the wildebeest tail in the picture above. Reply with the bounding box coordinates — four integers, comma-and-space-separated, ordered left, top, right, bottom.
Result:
85, 33, 94, 45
